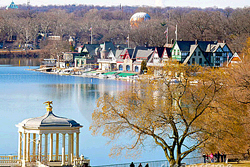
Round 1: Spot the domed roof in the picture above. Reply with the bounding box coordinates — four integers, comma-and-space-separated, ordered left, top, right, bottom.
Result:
18, 101, 82, 129
130, 12, 151, 22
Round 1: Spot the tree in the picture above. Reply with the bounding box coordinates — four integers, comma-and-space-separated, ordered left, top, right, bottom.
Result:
39, 39, 70, 59
129, 19, 167, 47
90, 63, 247, 167
140, 60, 147, 74
202, 38, 250, 154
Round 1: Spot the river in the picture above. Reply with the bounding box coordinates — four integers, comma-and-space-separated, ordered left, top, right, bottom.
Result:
0, 64, 167, 166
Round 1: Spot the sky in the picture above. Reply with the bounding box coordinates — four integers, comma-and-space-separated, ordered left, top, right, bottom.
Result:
1, 0, 249, 9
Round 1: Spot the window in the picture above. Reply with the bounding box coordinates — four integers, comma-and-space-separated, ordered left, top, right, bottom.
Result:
199, 58, 202, 64
217, 52, 222, 56
192, 58, 195, 64
174, 49, 176, 55
119, 64, 123, 71
177, 50, 180, 55
126, 65, 130, 71
135, 66, 139, 72
194, 52, 196, 56
198, 52, 201, 56
216, 58, 220, 61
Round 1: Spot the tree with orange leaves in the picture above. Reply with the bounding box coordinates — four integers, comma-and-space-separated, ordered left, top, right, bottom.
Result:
90, 62, 247, 167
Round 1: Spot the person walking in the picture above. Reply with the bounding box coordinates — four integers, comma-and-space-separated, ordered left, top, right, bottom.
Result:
223, 153, 227, 162
138, 163, 142, 167
209, 153, 214, 163
217, 151, 221, 162
130, 162, 135, 167
214, 152, 218, 162
202, 154, 206, 163
145, 163, 149, 167
221, 152, 224, 162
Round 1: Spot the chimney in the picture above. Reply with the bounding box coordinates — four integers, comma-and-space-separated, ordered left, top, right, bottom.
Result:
195, 39, 198, 45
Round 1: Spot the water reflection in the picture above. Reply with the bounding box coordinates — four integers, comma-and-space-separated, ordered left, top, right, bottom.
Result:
0, 66, 168, 166
0, 58, 40, 66
41, 82, 124, 121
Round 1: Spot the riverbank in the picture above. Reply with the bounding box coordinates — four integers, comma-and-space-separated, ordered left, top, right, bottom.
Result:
33, 66, 143, 81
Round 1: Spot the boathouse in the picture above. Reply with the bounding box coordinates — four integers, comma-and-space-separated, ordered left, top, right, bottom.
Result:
0, 101, 89, 167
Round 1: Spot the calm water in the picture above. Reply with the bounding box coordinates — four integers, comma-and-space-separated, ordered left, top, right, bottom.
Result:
0, 65, 167, 166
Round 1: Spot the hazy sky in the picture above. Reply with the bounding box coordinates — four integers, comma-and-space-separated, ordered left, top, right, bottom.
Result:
1, 0, 249, 9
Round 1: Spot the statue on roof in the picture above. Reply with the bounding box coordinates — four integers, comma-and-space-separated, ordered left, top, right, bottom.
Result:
43, 101, 53, 112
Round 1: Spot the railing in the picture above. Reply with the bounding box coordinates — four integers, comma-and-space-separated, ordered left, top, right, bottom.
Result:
73, 156, 90, 167
0, 154, 89, 166
147, 63, 164, 67
92, 160, 169, 167
92, 156, 204, 167
182, 156, 203, 165
97, 59, 116, 63
0, 155, 20, 166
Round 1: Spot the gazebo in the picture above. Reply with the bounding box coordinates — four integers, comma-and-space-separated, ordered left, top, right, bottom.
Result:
15, 101, 88, 167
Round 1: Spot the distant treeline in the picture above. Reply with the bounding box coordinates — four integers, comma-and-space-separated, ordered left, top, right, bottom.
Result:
0, 4, 249, 57
0, 50, 40, 58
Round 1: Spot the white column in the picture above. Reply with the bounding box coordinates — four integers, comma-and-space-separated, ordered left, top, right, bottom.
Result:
68, 133, 72, 165
44, 134, 48, 163
23, 133, 27, 161
71, 133, 74, 161
39, 134, 42, 162
50, 133, 53, 161
26, 133, 30, 161
18, 132, 22, 160
56, 133, 59, 161
76, 132, 79, 159
32, 134, 36, 162
62, 134, 66, 166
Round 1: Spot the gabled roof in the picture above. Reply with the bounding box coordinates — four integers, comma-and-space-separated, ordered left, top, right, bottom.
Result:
108, 50, 115, 58
148, 47, 171, 63
207, 44, 223, 53
218, 43, 226, 48
115, 49, 126, 59
131, 46, 151, 59
135, 50, 154, 59
183, 44, 208, 65
100, 41, 116, 54
229, 52, 242, 63
183, 45, 198, 64
154, 47, 165, 58
82, 44, 100, 55
123, 49, 134, 59
165, 48, 172, 58
174, 40, 217, 52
